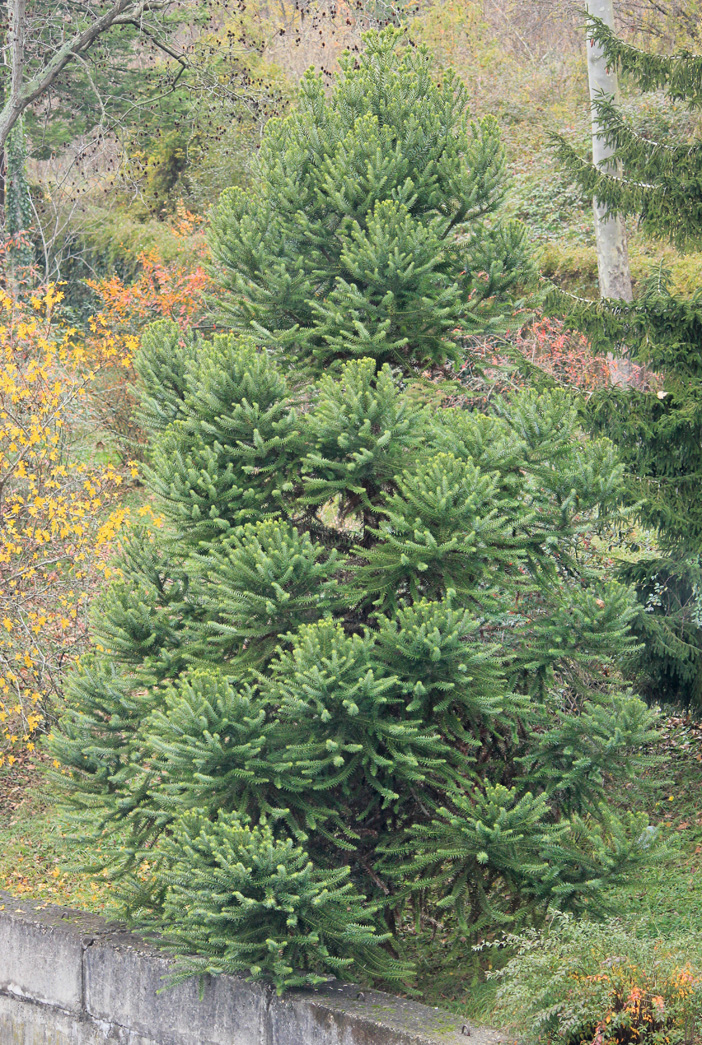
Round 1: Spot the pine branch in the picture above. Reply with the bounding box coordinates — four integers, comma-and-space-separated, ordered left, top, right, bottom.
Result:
586, 13, 702, 99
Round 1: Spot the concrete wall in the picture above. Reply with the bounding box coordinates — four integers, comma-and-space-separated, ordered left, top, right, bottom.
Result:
0, 891, 508, 1045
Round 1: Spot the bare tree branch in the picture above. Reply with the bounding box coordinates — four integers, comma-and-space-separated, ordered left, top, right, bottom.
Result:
121, 17, 188, 68
0, 0, 176, 154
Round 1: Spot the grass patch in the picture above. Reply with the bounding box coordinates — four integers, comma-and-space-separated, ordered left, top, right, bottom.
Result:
0, 752, 111, 914
604, 712, 702, 939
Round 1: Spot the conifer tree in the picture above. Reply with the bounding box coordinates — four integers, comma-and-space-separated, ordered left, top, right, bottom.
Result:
553, 17, 702, 704
209, 28, 531, 372
51, 324, 658, 992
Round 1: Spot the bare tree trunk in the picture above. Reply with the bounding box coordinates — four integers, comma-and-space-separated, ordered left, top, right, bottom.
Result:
586, 0, 632, 302
2, 0, 26, 231
586, 0, 637, 386
9, 0, 26, 111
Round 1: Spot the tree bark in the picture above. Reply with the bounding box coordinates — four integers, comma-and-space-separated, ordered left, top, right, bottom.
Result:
9, 0, 27, 113
586, 0, 637, 385
587, 0, 633, 302
2, 0, 26, 239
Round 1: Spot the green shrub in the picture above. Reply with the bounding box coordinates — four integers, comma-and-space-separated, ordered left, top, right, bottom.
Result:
492, 915, 702, 1045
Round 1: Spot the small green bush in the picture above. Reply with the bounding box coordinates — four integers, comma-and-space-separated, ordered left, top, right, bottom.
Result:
492, 915, 702, 1045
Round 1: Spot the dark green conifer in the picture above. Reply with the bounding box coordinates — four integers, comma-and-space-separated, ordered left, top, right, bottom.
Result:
553, 16, 702, 704
209, 28, 531, 371
49, 19, 659, 993
52, 333, 657, 990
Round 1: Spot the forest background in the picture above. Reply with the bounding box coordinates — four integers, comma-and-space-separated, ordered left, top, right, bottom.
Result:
2, 0, 702, 1041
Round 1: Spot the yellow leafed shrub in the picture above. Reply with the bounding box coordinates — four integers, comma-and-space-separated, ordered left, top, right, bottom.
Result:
0, 283, 134, 766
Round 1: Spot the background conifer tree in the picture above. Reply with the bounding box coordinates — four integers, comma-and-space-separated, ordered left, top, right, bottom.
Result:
51, 323, 657, 991
553, 17, 702, 706
209, 28, 531, 372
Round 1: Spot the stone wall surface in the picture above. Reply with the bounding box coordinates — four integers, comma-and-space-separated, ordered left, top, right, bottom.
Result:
0, 891, 509, 1045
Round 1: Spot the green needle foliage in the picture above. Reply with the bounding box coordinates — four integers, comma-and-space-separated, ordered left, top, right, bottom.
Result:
156, 813, 389, 992
553, 17, 702, 705
195, 520, 343, 669
51, 324, 659, 991
554, 16, 702, 251
209, 27, 531, 372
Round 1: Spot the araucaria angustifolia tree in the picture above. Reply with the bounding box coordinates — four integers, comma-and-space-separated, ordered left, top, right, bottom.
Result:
50, 29, 658, 994
51, 319, 658, 990
209, 27, 531, 372
553, 17, 702, 705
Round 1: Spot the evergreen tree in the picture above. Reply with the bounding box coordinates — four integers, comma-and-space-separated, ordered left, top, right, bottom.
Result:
51, 325, 658, 991
209, 28, 531, 372
553, 16, 702, 705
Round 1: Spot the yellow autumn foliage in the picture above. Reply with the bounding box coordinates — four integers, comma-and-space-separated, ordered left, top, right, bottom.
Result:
0, 284, 135, 766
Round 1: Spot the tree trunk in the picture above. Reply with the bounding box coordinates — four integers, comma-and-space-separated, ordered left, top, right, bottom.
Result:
586, 0, 637, 386
0, 0, 175, 157
586, 0, 632, 302
2, 0, 26, 235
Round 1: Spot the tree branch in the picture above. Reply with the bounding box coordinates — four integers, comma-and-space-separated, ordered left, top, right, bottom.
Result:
122, 17, 188, 68
0, 0, 176, 153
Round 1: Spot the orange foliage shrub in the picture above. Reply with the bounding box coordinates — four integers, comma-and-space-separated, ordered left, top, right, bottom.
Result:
494, 918, 702, 1045
0, 284, 136, 766
585, 959, 700, 1045
457, 315, 611, 409
510, 316, 611, 392
85, 234, 210, 459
